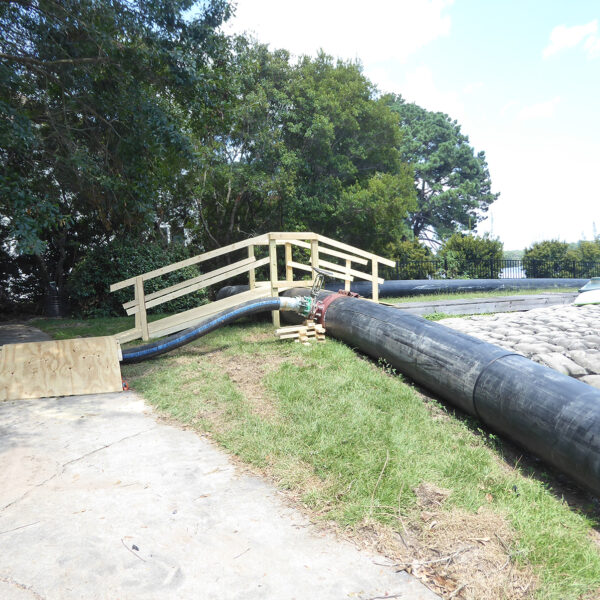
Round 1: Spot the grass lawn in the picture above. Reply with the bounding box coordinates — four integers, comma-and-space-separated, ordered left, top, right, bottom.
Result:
384, 287, 579, 304
35, 315, 600, 599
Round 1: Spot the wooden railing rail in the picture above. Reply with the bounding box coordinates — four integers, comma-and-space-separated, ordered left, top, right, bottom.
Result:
112, 231, 391, 341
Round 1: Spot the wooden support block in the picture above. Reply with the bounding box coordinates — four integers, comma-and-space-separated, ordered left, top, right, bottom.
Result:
276, 319, 325, 345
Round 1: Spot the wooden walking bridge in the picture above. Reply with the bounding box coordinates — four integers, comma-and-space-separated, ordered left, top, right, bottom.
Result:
110, 232, 395, 343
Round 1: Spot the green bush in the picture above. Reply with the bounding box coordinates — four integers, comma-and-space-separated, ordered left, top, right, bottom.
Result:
522, 240, 572, 278
393, 240, 436, 279
437, 233, 503, 279
68, 239, 209, 317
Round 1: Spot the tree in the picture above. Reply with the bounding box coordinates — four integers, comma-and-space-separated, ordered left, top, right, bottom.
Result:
384, 95, 499, 247
438, 233, 503, 279
335, 171, 416, 256
0, 0, 232, 305
522, 240, 571, 278
186, 46, 415, 254
394, 239, 435, 279
566, 240, 600, 264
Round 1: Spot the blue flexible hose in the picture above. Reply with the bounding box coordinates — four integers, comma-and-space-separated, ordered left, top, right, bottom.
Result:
121, 298, 283, 364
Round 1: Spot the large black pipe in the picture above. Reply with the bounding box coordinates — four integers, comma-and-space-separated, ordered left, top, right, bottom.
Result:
282, 288, 600, 495
217, 279, 588, 301
324, 278, 590, 298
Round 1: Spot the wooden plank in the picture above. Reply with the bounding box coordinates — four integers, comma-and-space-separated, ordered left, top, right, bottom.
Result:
273, 280, 315, 288
316, 234, 395, 267
276, 325, 310, 334
345, 260, 351, 291
288, 260, 354, 282
123, 256, 257, 310
372, 260, 379, 303
285, 243, 293, 281
110, 234, 269, 291
248, 245, 256, 290
269, 235, 280, 328
318, 258, 384, 284
310, 239, 319, 283
114, 328, 141, 344
317, 245, 368, 266
148, 288, 271, 339
135, 277, 150, 341
125, 257, 270, 315
278, 239, 369, 265
286, 261, 311, 273
0, 336, 122, 401
269, 232, 318, 241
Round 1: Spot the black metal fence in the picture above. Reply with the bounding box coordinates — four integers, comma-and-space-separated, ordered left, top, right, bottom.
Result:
381, 259, 600, 280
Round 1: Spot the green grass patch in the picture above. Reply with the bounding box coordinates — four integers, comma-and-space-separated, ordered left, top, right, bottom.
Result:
384, 287, 579, 304
40, 316, 600, 599
32, 313, 172, 341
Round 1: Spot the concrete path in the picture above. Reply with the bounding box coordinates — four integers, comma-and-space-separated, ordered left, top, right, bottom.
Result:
440, 303, 600, 388
0, 324, 51, 346
0, 392, 438, 600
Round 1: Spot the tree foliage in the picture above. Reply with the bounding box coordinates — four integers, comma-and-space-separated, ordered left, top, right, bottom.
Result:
523, 239, 600, 278
187, 45, 415, 252
523, 240, 569, 277
0, 0, 231, 301
438, 233, 503, 279
1, 3, 501, 313
384, 95, 499, 246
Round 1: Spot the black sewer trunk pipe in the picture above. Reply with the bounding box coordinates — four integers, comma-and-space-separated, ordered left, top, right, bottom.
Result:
216, 279, 589, 301
324, 278, 590, 298
282, 288, 600, 496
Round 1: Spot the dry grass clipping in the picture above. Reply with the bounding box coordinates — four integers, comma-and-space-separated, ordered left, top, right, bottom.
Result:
352, 482, 537, 600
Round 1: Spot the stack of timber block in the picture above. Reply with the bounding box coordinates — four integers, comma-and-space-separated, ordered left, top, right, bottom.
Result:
275, 320, 326, 346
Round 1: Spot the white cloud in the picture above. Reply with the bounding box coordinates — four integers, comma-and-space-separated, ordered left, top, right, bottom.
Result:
585, 33, 600, 58
517, 97, 561, 120
463, 81, 483, 94
543, 20, 599, 59
400, 65, 465, 121
499, 100, 518, 116
226, 0, 453, 64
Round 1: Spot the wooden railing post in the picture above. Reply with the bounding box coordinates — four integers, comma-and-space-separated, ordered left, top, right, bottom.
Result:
285, 242, 293, 282
371, 260, 379, 303
135, 276, 150, 341
310, 239, 319, 284
248, 245, 256, 290
269, 234, 280, 327
345, 259, 351, 291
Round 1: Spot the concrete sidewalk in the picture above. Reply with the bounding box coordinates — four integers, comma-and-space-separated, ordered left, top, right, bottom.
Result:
0, 323, 51, 346
0, 391, 438, 600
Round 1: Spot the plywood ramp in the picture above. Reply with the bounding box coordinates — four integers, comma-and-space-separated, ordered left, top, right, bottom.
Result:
0, 336, 122, 401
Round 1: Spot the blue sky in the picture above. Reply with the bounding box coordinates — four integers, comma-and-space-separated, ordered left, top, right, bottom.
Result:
226, 0, 600, 249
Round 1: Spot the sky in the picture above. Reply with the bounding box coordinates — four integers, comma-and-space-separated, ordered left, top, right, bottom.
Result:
224, 0, 600, 250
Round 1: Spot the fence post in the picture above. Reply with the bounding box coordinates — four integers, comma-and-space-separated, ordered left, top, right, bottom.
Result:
345, 259, 351, 291
248, 245, 256, 290
134, 276, 150, 341
285, 242, 293, 282
269, 234, 279, 328
310, 238, 319, 282
372, 260, 379, 303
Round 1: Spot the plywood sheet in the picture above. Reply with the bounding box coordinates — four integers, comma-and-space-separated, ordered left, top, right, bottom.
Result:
0, 336, 122, 401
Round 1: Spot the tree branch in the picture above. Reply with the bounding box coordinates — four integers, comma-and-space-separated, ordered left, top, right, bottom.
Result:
0, 52, 109, 67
